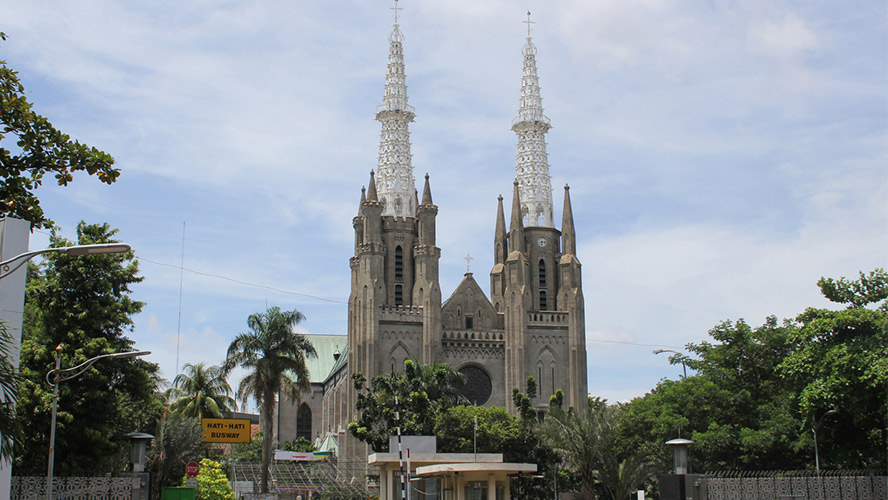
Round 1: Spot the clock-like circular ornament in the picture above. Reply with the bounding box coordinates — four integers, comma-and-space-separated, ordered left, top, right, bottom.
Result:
537, 237, 547, 248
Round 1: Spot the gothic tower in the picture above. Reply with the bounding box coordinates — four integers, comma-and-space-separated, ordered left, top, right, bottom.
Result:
316, 9, 588, 461
346, 4, 443, 432
493, 14, 588, 412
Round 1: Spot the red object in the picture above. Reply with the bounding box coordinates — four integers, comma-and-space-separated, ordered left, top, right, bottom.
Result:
185, 461, 200, 478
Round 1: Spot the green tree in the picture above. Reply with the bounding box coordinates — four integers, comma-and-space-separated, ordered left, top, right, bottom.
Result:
541, 397, 654, 500
168, 362, 236, 419
779, 269, 887, 468
222, 306, 317, 493
180, 458, 235, 500
0, 34, 119, 229
0, 321, 20, 461
618, 318, 806, 471
147, 414, 207, 490
434, 405, 522, 455
540, 398, 605, 500
618, 270, 887, 472
348, 360, 467, 452
14, 222, 160, 475
502, 377, 566, 500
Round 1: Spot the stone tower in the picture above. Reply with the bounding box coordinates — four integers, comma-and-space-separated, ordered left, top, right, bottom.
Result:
306, 9, 588, 460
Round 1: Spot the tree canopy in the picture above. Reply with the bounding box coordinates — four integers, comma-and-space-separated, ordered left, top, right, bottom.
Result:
0, 34, 119, 229
618, 269, 887, 472
14, 222, 161, 475
168, 362, 236, 419
348, 360, 467, 452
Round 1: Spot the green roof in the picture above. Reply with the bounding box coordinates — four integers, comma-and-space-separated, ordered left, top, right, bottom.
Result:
302, 334, 347, 383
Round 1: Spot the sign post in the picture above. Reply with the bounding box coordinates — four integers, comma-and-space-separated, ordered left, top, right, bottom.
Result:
185, 461, 199, 489
185, 461, 200, 478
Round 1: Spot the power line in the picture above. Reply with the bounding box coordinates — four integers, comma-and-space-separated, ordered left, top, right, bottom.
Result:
140, 256, 686, 350
139, 256, 347, 304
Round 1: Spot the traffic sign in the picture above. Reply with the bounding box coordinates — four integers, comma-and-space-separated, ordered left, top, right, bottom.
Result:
185, 461, 200, 478
201, 418, 251, 443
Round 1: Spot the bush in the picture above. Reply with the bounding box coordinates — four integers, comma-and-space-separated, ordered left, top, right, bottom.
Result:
181, 458, 235, 500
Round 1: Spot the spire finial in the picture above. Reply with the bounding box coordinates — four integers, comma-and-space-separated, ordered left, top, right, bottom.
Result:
376, 0, 416, 217
391, 0, 403, 25
464, 253, 473, 273
512, 12, 553, 228
524, 10, 535, 38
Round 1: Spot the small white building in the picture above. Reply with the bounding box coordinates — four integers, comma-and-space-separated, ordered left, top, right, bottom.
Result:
369, 437, 536, 500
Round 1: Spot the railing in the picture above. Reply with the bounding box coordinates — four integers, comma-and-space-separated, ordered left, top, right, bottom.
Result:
12, 476, 137, 500
527, 312, 568, 326
700, 470, 887, 500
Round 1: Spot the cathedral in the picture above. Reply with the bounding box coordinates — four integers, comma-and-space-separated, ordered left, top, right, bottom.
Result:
277, 11, 588, 459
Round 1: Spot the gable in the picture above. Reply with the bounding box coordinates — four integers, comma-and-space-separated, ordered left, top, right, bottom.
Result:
442, 273, 498, 330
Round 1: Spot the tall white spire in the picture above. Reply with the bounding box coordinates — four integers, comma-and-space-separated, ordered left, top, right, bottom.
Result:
375, 0, 417, 218
512, 11, 554, 228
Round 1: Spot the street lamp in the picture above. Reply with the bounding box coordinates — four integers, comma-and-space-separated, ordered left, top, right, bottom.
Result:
0, 243, 132, 280
653, 349, 687, 378
813, 409, 838, 475
45, 347, 150, 500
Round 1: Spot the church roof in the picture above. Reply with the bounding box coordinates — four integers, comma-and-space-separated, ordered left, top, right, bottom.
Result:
442, 272, 494, 310
301, 333, 347, 383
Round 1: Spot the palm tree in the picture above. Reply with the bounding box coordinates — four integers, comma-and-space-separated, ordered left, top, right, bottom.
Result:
223, 306, 317, 493
540, 398, 654, 500
0, 321, 20, 461
168, 362, 236, 418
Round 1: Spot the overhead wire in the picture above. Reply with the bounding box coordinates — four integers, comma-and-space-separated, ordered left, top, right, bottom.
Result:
139, 255, 683, 350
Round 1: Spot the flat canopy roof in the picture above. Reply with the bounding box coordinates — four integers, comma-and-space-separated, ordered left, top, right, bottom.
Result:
368, 453, 504, 466
415, 463, 537, 477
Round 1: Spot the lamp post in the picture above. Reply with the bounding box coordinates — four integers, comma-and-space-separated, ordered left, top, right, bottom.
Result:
813, 409, 838, 475
653, 349, 687, 378
0, 243, 132, 280
45, 348, 150, 500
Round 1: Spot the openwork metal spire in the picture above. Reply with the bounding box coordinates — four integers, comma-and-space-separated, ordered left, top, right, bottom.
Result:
375, 0, 417, 218
512, 11, 554, 228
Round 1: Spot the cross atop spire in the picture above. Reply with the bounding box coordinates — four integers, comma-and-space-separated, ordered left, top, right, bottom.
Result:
391, 0, 403, 25
376, 0, 417, 218
524, 10, 535, 38
512, 12, 554, 228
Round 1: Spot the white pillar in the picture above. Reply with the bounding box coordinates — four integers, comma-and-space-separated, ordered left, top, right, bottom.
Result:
456, 473, 464, 500
379, 467, 389, 500
487, 474, 496, 500
503, 479, 511, 500
0, 217, 29, 500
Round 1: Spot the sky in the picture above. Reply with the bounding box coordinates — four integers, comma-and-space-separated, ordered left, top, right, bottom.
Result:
3, 0, 886, 410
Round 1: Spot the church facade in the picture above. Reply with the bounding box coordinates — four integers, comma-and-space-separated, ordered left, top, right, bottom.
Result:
279, 14, 588, 459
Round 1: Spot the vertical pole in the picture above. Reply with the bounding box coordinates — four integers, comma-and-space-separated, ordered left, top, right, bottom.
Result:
396, 396, 405, 500
46, 347, 61, 500
473, 415, 477, 462
554, 461, 557, 500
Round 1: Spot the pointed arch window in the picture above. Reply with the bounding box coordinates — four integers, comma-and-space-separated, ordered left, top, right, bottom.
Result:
539, 259, 547, 288
297, 403, 312, 441
395, 246, 404, 282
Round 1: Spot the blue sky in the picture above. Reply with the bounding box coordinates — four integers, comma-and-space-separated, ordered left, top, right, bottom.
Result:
4, 0, 886, 408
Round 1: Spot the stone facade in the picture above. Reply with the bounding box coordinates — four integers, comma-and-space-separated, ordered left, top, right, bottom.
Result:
278, 15, 588, 461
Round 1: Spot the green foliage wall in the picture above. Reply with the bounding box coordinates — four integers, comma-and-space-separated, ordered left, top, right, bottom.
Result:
14, 222, 161, 475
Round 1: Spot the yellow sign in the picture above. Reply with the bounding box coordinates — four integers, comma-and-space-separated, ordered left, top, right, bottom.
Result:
201, 418, 251, 443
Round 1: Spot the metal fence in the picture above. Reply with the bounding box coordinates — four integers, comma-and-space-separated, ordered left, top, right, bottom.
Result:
12, 476, 138, 500
701, 471, 887, 500
231, 458, 378, 499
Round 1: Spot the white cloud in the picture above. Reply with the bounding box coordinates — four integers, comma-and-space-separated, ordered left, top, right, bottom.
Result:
5, 0, 885, 405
